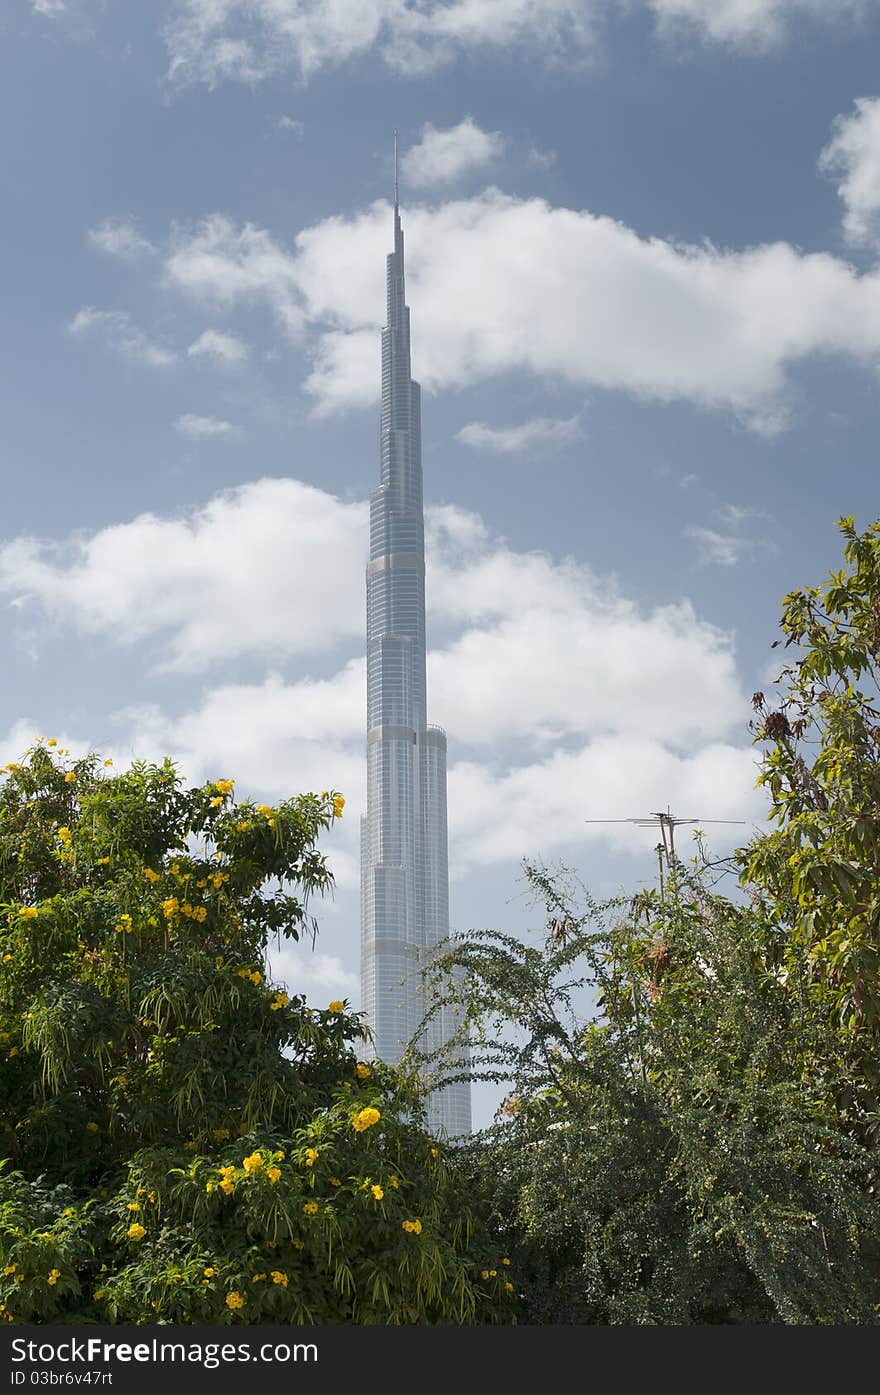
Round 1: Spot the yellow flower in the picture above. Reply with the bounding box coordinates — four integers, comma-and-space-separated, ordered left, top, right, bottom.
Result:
303, 1201, 318, 1215
225, 1291, 244, 1310
355, 1062, 371, 1079
64, 772, 76, 784
85, 1121, 99, 1133
351, 1107, 380, 1132
481, 1270, 490, 1281
291, 1237, 305, 1250
333, 795, 345, 819
268, 819, 275, 829
328, 1176, 341, 1187
211, 1127, 230, 1142
161, 898, 179, 919
219, 1179, 234, 1195
270, 1271, 288, 1287
502, 1257, 511, 1265
2, 955, 12, 963
47, 738, 57, 747
194, 906, 208, 922
304, 1148, 318, 1167
489, 1269, 497, 1277
389, 1176, 399, 1189
270, 992, 288, 1011
62, 1208, 74, 1218
127, 1223, 146, 1241
235, 820, 250, 833
251, 1273, 266, 1283
126, 1202, 140, 1212
505, 1282, 514, 1293
215, 778, 234, 794
266, 1166, 281, 1184
93, 1290, 105, 1301
57, 826, 71, 844
97, 856, 110, 866
203, 1267, 216, 1278
2, 1266, 14, 1276
242, 1152, 263, 1174
249, 971, 262, 985
143, 868, 159, 883
402, 1219, 423, 1235
371, 1184, 384, 1200
328, 1000, 344, 1013
257, 805, 272, 816
104, 759, 113, 767
430, 1147, 439, 1158
20, 907, 38, 920
8, 1047, 18, 1058
206, 1182, 215, 1194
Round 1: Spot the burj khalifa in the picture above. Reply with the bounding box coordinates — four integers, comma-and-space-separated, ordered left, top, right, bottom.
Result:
360, 147, 471, 1137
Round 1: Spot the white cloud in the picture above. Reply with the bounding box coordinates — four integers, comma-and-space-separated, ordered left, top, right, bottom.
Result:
88, 217, 155, 260
164, 0, 600, 86
32, 0, 68, 14
685, 526, 756, 567
0, 479, 368, 673
0, 471, 767, 873
820, 97, 880, 247
187, 328, 250, 364
401, 118, 503, 189
457, 413, 582, 453
164, 192, 880, 427
174, 413, 235, 438
165, 215, 306, 337
68, 308, 177, 368
278, 115, 304, 136
649, 0, 870, 48
162, 0, 876, 86
448, 737, 765, 868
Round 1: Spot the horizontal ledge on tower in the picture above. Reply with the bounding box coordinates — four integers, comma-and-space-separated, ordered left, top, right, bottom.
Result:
366, 552, 426, 575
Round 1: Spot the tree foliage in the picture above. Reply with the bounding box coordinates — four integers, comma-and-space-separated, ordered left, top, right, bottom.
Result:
0, 745, 513, 1325
424, 517, 880, 1325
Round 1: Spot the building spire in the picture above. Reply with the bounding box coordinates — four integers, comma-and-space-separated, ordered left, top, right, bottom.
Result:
393, 129, 399, 214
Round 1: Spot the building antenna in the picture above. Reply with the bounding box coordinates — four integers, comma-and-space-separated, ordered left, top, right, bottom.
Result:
393, 129, 399, 211
584, 807, 747, 899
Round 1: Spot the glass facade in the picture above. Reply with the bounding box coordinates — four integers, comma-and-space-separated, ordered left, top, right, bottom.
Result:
360, 196, 471, 1138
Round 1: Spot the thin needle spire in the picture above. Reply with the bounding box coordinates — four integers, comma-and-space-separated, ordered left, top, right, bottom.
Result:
393, 129, 399, 212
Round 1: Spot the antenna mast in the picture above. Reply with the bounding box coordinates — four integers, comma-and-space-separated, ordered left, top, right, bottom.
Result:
393, 129, 399, 210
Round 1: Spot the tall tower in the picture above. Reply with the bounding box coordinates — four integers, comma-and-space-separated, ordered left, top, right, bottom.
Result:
360, 143, 471, 1137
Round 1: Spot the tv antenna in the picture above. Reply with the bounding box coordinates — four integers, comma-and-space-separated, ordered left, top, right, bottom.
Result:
584, 807, 746, 899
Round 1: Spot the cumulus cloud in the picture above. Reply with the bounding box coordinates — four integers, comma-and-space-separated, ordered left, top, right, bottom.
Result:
32, 0, 68, 14
0, 479, 368, 672
457, 413, 583, 453
163, 0, 600, 86
161, 0, 876, 85
164, 193, 880, 427
649, 0, 870, 48
820, 96, 880, 247
401, 119, 503, 188
187, 328, 250, 364
88, 217, 155, 260
68, 307, 177, 368
174, 413, 235, 438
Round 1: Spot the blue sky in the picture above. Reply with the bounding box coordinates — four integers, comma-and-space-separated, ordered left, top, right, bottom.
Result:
3, 0, 880, 1118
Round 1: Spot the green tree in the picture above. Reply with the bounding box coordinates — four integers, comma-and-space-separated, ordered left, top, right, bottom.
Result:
426, 862, 878, 1324
744, 515, 880, 1126
0, 743, 513, 1324
420, 516, 880, 1324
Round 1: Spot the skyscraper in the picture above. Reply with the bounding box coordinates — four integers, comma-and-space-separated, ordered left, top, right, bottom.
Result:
360, 152, 471, 1138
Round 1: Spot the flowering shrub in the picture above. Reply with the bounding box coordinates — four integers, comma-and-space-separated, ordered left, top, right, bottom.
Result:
0, 745, 513, 1325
